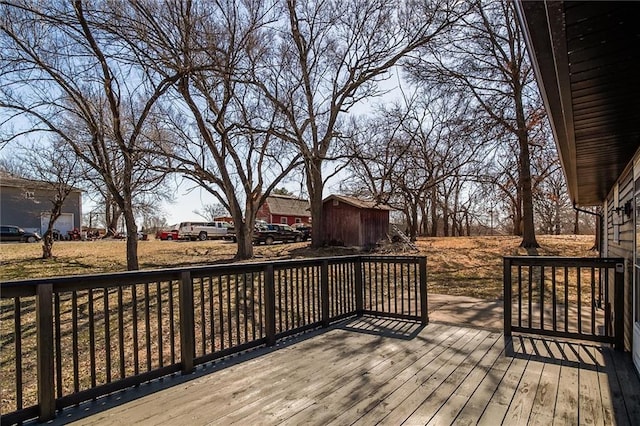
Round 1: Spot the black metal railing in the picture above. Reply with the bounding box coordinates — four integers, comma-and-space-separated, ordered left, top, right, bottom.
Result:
0, 255, 427, 425
503, 257, 624, 349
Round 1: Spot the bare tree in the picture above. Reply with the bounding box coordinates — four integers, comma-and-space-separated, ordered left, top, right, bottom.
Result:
113, 0, 301, 259
1, 1, 180, 269
22, 142, 83, 257
253, 0, 465, 247
408, 0, 547, 248
194, 203, 229, 222
342, 90, 486, 239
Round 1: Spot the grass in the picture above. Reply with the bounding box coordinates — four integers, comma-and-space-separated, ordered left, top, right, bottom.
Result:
0, 234, 596, 299
416, 234, 596, 299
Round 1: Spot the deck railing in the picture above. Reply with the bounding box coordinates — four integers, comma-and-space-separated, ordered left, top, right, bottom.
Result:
0, 255, 427, 425
503, 257, 624, 349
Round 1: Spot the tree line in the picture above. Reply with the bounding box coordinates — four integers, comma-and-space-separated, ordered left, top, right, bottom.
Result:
0, 0, 591, 269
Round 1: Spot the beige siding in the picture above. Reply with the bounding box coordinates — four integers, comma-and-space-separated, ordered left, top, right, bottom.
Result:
606, 168, 634, 351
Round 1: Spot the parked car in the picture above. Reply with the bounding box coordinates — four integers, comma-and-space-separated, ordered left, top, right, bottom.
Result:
253, 223, 303, 245
0, 225, 41, 243
156, 229, 179, 240
294, 225, 312, 241
112, 231, 147, 240
223, 220, 267, 243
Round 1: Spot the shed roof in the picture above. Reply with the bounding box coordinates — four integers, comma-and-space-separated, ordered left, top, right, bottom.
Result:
266, 194, 310, 216
515, 1, 640, 206
323, 194, 393, 211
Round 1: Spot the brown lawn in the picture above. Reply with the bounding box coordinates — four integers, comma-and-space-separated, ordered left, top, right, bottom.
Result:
0, 234, 596, 299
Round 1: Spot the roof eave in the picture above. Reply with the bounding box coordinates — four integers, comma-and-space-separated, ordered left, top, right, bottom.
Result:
515, 0, 580, 205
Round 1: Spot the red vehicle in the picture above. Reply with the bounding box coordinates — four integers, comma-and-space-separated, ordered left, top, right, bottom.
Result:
156, 229, 179, 241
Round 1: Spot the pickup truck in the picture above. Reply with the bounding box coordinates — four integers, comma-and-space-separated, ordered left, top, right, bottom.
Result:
223, 220, 268, 243
253, 224, 303, 245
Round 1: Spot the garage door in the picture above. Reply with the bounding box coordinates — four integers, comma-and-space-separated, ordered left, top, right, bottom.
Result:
41, 213, 74, 236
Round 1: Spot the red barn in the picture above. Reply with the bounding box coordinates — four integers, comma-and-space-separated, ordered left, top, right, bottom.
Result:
256, 194, 311, 226
322, 195, 392, 248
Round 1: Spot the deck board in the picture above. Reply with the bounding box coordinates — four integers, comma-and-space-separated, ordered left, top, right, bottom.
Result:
554, 342, 580, 425
502, 337, 544, 425
327, 325, 466, 425
64, 318, 640, 426
578, 344, 605, 426
450, 337, 521, 426
477, 355, 529, 425
423, 335, 505, 425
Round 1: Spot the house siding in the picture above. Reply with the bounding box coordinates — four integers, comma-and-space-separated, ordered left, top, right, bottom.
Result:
0, 185, 82, 232
605, 166, 634, 351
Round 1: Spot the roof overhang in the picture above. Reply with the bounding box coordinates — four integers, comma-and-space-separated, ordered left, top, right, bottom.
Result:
515, 1, 640, 206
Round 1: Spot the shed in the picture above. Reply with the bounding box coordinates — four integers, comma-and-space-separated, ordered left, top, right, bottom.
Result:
322, 195, 392, 248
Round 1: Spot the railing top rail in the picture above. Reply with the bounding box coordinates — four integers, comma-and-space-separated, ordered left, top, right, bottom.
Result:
503, 256, 624, 267
0, 255, 425, 297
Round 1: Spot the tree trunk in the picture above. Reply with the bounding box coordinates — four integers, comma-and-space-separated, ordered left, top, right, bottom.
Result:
42, 205, 63, 259
514, 79, 539, 248
430, 186, 438, 237
42, 233, 54, 259
517, 137, 538, 247
465, 211, 471, 236
410, 202, 419, 242
235, 222, 255, 260
123, 201, 139, 270
442, 200, 450, 237
555, 200, 561, 235
574, 209, 580, 234
105, 203, 121, 237
419, 200, 428, 236
308, 160, 324, 248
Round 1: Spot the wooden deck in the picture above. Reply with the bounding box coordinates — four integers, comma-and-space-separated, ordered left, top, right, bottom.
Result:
61, 317, 640, 425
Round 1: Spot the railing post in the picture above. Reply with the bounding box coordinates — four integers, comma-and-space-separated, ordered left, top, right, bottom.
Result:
614, 262, 625, 351
419, 257, 428, 325
355, 258, 363, 316
321, 260, 330, 327
504, 258, 512, 337
179, 271, 195, 373
264, 265, 276, 346
36, 283, 55, 421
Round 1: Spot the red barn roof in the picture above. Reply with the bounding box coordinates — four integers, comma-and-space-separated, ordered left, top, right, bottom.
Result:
266, 194, 310, 216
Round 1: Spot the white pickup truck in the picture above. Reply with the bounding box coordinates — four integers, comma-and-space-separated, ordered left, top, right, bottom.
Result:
177, 221, 230, 241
